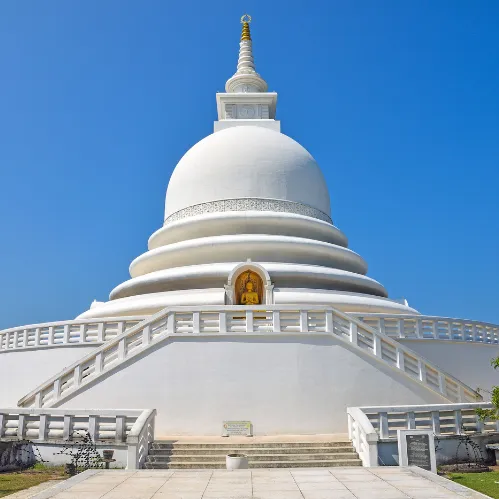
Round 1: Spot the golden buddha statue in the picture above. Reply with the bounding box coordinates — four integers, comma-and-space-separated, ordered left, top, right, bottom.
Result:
240, 281, 260, 305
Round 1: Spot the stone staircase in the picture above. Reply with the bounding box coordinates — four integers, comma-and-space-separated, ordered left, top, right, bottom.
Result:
145, 440, 362, 469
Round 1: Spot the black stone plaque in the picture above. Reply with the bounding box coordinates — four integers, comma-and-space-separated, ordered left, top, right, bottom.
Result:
406, 433, 431, 471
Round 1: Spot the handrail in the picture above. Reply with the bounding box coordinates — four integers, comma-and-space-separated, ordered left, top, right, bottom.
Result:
0, 407, 148, 443
352, 313, 499, 344
126, 409, 156, 469
17, 305, 482, 409
0, 317, 144, 352
347, 407, 379, 467
354, 402, 498, 440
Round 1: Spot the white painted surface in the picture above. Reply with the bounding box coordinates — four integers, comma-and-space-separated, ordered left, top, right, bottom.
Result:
129, 235, 367, 278
0, 347, 97, 406
148, 212, 348, 249
164, 126, 331, 218
57, 335, 448, 436
398, 339, 499, 394
109, 263, 387, 301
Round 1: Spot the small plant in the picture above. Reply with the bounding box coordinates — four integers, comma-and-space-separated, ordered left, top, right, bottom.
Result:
476, 357, 499, 422
53, 431, 103, 475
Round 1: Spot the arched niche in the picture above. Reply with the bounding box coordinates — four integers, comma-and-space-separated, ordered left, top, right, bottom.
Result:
225, 261, 274, 305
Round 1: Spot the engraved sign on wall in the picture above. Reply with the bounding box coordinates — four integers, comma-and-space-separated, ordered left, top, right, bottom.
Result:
222, 421, 253, 437
397, 430, 437, 473
406, 434, 431, 470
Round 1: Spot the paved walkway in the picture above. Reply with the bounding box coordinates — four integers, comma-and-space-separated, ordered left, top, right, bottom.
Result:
31, 467, 489, 499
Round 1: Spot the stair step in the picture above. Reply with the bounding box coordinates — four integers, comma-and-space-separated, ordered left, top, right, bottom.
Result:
151, 441, 351, 450
147, 452, 359, 463
145, 459, 362, 469
149, 446, 356, 456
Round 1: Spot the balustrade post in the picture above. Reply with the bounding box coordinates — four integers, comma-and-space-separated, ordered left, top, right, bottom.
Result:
431, 411, 441, 435
88, 415, 98, 442
142, 325, 151, 346
53, 379, 61, 402
325, 310, 333, 333
398, 319, 405, 338
447, 322, 453, 340
379, 317, 385, 336
35, 328, 41, 346
167, 313, 175, 334
63, 415, 74, 441
347, 413, 353, 440
407, 412, 416, 430
396, 349, 405, 371
23, 329, 28, 347
438, 373, 447, 396
116, 415, 126, 443
0, 333, 3, 350
97, 322, 105, 342
219, 312, 227, 333
475, 413, 484, 434
373, 335, 381, 357
272, 311, 281, 333
17, 414, 26, 439
416, 319, 423, 338
246, 310, 254, 333
454, 410, 463, 434
379, 412, 389, 439
118, 339, 126, 360
0, 414, 5, 438
418, 360, 426, 382
63, 325, 70, 344
73, 365, 81, 389
48, 326, 54, 345
13, 331, 19, 349
79, 324, 86, 343
192, 312, 200, 333
116, 322, 124, 337
432, 322, 438, 339
350, 323, 358, 344
95, 352, 103, 375
300, 311, 309, 332
39, 414, 48, 441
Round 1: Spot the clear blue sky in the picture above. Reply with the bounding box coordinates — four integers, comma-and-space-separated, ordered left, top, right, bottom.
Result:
1, 0, 498, 329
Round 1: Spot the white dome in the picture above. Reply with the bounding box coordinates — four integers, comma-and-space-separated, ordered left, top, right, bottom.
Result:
165, 126, 331, 220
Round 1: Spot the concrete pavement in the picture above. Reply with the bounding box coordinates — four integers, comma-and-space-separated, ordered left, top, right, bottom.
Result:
31, 467, 490, 499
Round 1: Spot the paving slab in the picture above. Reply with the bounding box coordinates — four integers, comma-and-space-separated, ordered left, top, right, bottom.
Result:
30, 467, 491, 498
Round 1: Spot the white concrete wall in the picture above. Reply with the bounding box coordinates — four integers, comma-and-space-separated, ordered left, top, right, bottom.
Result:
0, 346, 97, 406
58, 335, 447, 437
398, 340, 499, 394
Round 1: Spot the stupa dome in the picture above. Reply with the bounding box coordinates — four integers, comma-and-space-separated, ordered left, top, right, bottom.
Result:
164, 126, 331, 221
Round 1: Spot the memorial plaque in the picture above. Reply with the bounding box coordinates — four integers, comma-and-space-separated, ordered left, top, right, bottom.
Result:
397, 429, 436, 473
406, 433, 431, 471
222, 421, 253, 437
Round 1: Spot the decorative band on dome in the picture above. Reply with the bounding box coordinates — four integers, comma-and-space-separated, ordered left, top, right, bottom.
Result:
164, 198, 333, 225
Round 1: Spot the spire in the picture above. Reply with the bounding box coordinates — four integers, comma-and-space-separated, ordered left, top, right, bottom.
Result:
225, 14, 268, 93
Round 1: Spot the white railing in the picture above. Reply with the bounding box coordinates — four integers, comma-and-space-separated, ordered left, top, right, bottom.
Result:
0, 408, 156, 470
0, 318, 143, 352
347, 407, 379, 467
348, 402, 497, 467
18, 305, 481, 409
0, 408, 147, 443
126, 409, 156, 469
353, 314, 499, 344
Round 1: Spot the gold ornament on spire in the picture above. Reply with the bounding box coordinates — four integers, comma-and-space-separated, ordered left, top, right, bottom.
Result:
240, 14, 252, 41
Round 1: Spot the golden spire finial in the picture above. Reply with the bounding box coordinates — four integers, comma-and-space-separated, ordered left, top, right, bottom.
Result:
240, 14, 252, 41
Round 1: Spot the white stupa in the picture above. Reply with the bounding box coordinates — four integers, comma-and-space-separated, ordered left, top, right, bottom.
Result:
78, 17, 416, 320
1, 16, 495, 451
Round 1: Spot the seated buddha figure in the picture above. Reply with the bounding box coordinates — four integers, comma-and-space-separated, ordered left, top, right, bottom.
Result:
240, 281, 260, 305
